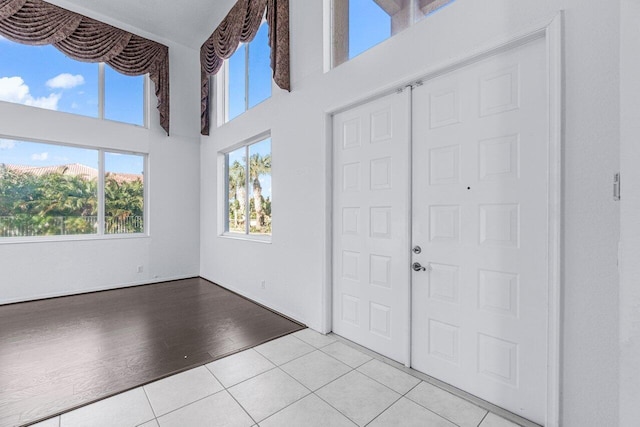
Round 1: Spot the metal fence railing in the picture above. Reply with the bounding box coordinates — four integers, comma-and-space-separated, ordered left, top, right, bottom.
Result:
0, 216, 144, 237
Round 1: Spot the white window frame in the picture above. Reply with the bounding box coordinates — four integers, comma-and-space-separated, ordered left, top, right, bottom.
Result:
329, 0, 453, 68
99, 63, 150, 128
0, 38, 148, 127
215, 18, 273, 126
0, 136, 149, 244
219, 131, 272, 243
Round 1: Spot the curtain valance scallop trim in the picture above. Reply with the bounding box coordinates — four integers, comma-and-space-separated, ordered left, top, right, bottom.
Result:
200, 0, 289, 135
0, 0, 170, 135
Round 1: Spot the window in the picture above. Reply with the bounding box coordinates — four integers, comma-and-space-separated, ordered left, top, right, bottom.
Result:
225, 136, 272, 237
223, 21, 272, 122
0, 138, 146, 239
0, 37, 145, 126
332, 0, 454, 66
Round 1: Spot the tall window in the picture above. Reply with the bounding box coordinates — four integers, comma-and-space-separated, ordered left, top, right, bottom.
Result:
225, 136, 272, 237
224, 21, 272, 122
332, 0, 454, 66
0, 38, 145, 126
0, 138, 146, 239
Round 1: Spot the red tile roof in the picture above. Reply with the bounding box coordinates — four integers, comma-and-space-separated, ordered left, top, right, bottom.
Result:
2, 163, 143, 183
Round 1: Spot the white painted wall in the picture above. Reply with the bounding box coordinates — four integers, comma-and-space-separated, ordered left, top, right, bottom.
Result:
0, 16, 202, 303
200, 1, 621, 425
619, 0, 640, 424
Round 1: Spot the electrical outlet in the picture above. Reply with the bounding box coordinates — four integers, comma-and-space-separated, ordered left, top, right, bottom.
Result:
137, 265, 143, 273
261, 280, 266, 289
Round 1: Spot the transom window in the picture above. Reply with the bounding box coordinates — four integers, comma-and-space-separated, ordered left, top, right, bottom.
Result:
224, 136, 272, 238
221, 20, 272, 123
332, 0, 454, 66
0, 37, 145, 127
0, 138, 146, 239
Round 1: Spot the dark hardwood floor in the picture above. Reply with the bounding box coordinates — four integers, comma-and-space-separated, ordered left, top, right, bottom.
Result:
0, 277, 305, 427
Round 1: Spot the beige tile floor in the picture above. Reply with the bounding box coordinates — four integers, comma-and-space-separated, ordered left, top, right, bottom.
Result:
32, 329, 533, 427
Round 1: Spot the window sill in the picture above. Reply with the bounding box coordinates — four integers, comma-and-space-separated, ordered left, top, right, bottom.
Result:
219, 233, 272, 244
0, 233, 149, 246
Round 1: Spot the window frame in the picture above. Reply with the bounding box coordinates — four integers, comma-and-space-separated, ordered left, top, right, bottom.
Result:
329, 0, 454, 68
215, 18, 273, 126
0, 39, 149, 128
220, 132, 272, 243
100, 63, 150, 128
0, 135, 149, 244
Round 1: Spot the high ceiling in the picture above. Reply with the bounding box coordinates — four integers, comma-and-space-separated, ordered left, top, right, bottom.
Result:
47, 0, 237, 48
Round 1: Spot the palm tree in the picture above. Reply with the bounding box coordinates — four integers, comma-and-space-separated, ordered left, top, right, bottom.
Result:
105, 174, 144, 233
228, 160, 246, 231
249, 152, 271, 231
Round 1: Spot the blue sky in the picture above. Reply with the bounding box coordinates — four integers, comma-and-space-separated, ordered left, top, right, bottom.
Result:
0, 35, 144, 173
228, 22, 271, 121
349, 0, 391, 58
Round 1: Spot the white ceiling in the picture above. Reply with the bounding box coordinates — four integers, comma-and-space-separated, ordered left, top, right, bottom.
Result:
47, 0, 237, 48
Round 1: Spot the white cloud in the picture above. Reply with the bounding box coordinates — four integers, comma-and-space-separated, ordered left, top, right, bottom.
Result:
0, 139, 16, 150
46, 73, 85, 90
31, 152, 48, 161
0, 76, 61, 110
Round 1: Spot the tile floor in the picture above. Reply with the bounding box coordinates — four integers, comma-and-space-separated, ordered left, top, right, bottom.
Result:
31, 329, 527, 427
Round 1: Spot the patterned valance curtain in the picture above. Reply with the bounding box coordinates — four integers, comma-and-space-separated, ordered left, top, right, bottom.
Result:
200, 0, 290, 135
0, 0, 170, 135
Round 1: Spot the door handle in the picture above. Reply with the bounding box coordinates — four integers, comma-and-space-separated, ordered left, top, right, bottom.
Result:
412, 262, 426, 272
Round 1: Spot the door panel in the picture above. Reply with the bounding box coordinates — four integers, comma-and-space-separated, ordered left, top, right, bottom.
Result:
332, 91, 411, 363
411, 38, 549, 424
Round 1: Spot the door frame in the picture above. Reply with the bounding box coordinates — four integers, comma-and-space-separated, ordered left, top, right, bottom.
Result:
322, 13, 563, 427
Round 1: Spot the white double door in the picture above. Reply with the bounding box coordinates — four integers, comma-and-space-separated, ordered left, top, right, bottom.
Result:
333, 37, 549, 424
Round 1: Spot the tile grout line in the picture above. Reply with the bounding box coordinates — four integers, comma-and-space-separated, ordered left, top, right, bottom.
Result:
401, 381, 463, 427
311, 388, 360, 426
284, 337, 410, 426
141, 365, 228, 422
252, 367, 313, 425
252, 334, 317, 365
363, 393, 404, 426
315, 336, 471, 427
328, 333, 528, 427
291, 330, 339, 349
206, 364, 259, 426
219, 365, 280, 390
226, 389, 259, 426
477, 411, 490, 427
268, 346, 361, 426
141, 386, 158, 423
145, 389, 227, 422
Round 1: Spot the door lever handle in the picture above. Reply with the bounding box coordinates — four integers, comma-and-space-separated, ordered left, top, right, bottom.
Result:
412, 262, 427, 272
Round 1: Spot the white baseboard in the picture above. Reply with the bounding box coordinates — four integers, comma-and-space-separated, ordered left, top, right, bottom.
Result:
199, 274, 308, 328
0, 274, 196, 305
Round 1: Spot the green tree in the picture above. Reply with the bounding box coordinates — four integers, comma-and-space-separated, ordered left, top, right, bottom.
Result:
228, 159, 246, 231
0, 166, 145, 237
105, 174, 144, 233
249, 152, 271, 233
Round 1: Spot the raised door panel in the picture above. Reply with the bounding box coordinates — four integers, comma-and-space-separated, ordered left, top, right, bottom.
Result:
411, 37, 548, 424
333, 91, 411, 364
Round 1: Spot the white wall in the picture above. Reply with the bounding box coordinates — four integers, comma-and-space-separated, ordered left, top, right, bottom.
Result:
0, 17, 202, 303
200, 1, 621, 425
619, 0, 640, 424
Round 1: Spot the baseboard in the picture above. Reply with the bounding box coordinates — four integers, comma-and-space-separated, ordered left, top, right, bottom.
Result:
199, 274, 308, 328
0, 274, 197, 306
